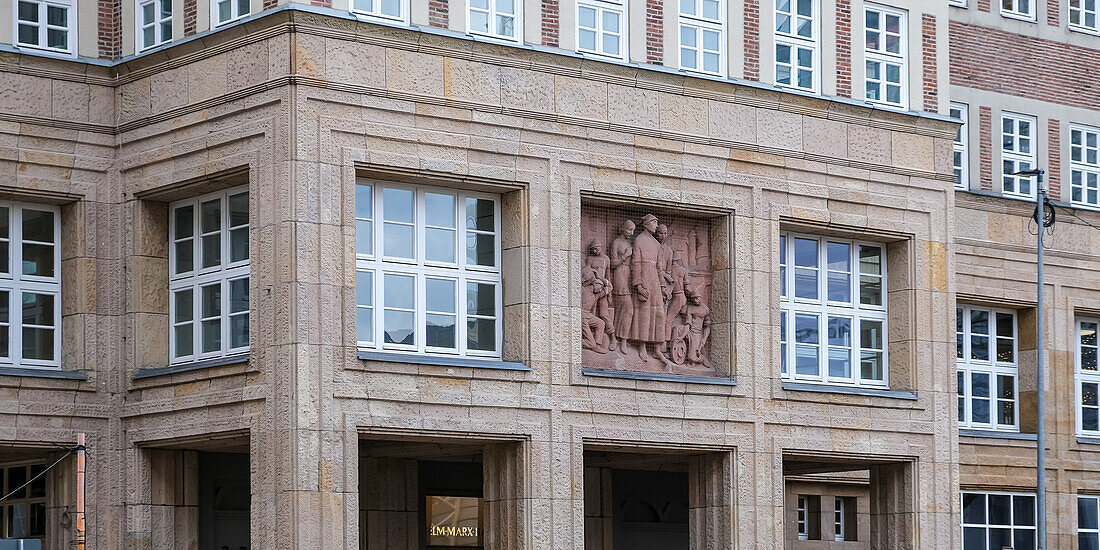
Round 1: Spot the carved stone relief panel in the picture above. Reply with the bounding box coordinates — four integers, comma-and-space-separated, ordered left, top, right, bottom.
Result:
580, 203, 717, 376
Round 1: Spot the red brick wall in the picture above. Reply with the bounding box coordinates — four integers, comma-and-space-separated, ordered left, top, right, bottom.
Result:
921, 14, 938, 113
184, 0, 197, 35
979, 106, 993, 191
951, 21, 1100, 110
97, 0, 121, 58
744, 0, 760, 81
646, 0, 664, 64
542, 0, 560, 46
1047, 0, 1059, 26
263, 0, 277, 9
1048, 119, 1062, 199
312, 0, 331, 7
429, 0, 449, 28
978, 0, 990, 12
835, 0, 852, 97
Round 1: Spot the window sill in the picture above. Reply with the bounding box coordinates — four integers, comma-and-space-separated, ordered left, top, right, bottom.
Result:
133, 354, 249, 379
0, 366, 86, 380
357, 350, 530, 371
780, 381, 917, 400
581, 367, 737, 386
1077, 436, 1100, 446
959, 429, 1036, 441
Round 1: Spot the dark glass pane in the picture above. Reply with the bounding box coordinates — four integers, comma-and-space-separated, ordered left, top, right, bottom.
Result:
988, 494, 1010, 525
8, 465, 27, 499
22, 292, 53, 326
972, 399, 990, 424
229, 278, 248, 314
18, 1, 38, 21
1013, 529, 1034, 550
1080, 532, 1099, 550
963, 527, 986, 550
228, 192, 248, 227
988, 528, 1011, 550
426, 313, 456, 349
467, 317, 496, 352
174, 205, 194, 239
465, 197, 495, 232
1086, 408, 1099, 432
23, 243, 54, 277
996, 312, 1013, 337
22, 209, 53, 243
1014, 496, 1035, 527
826, 242, 850, 271
971, 309, 989, 335
355, 185, 372, 220
29, 463, 45, 498
175, 239, 194, 274
793, 238, 817, 267
467, 282, 496, 317
200, 199, 220, 233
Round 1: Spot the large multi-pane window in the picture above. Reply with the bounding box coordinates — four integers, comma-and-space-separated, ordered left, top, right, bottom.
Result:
774, 0, 817, 92
468, 0, 519, 42
137, 0, 171, 51
15, 0, 75, 55
679, 0, 723, 75
961, 492, 1036, 550
1078, 319, 1100, 436
952, 103, 969, 190
779, 234, 887, 387
1002, 113, 1037, 199
355, 181, 502, 358
1000, 0, 1033, 20
0, 204, 60, 369
1071, 0, 1100, 31
576, 0, 624, 60
169, 188, 249, 363
957, 306, 1018, 431
212, 0, 249, 27
350, 0, 406, 23
0, 463, 46, 540
863, 5, 907, 109
1081, 495, 1100, 549
1071, 125, 1100, 208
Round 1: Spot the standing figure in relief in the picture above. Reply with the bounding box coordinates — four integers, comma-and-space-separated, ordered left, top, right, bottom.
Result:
655, 224, 674, 304
584, 240, 615, 345
580, 268, 611, 353
609, 220, 635, 354
628, 214, 670, 363
664, 251, 689, 345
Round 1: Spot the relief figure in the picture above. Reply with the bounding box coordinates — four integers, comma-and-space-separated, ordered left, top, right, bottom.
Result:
609, 220, 635, 353
581, 268, 611, 354
628, 214, 670, 364
584, 240, 615, 348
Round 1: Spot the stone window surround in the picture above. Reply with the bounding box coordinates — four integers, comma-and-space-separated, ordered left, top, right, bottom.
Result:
956, 304, 1020, 432
578, 193, 734, 381
862, 3, 909, 111
352, 169, 528, 372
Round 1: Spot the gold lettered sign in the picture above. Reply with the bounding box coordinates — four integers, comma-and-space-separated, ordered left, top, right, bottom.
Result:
426, 495, 484, 547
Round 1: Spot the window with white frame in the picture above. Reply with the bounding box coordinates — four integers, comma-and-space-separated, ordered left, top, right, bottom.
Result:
1002, 113, 1037, 199
212, 0, 249, 27
15, 0, 75, 55
949, 0, 967, 6
355, 181, 502, 358
137, 0, 171, 51
833, 497, 845, 542
779, 234, 887, 387
0, 204, 61, 369
1071, 0, 1099, 32
468, 0, 519, 42
1072, 125, 1100, 208
679, 0, 723, 75
0, 462, 47, 540
1080, 495, 1100, 550
169, 188, 249, 363
1000, 0, 1033, 20
350, 0, 405, 24
863, 5, 907, 109
774, 0, 817, 92
961, 492, 1036, 550
796, 496, 809, 540
952, 103, 969, 190
576, 0, 624, 60
956, 306, 1018, 431
1077, 319, 1100, 436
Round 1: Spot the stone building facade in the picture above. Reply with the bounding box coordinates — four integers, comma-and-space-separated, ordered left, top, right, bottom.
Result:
3, 0, 1089, 547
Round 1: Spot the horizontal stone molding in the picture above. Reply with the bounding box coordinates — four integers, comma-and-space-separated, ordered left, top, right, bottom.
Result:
0, 366, 87, 380
780, 381, 919, 401
581, 367, 737, 386
132, 353, 250, 379
357, 350, 531, 371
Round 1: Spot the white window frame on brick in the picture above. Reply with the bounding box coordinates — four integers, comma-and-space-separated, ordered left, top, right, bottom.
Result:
575, 0, 626, 61
961, 491, 1037, 550
779, 233, 888, 388
678, 0, 724, 76
956, 305, 1018, 432
952, 103, 969, 190
350, 0, 408, 25
13, 0, 76, 56
1000, 0, 1034, 21
467, 0, 521, 43
1076, 318, 1100, 437
863, 4, 908, 109
0, 461, 48, 540
0, 203, 61, 370
211, 0, 249, 27
1001, 113, 1038, 200
1070, 0, 1100, 32
136, 0, 172, 52
949, 0, 967, 6
355, 180, 503, 359
168, 187, 250, 364
1080, 495, 1100, 549
773, 0, 818, 93
1071, 125, 1100, 208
